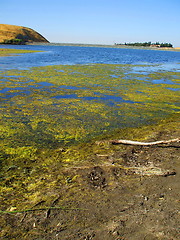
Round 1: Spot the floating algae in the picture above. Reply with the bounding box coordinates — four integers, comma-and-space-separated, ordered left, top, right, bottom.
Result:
1, 63, 179, 148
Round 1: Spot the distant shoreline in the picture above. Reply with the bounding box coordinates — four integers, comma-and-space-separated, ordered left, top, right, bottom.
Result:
27, 42, 180, 52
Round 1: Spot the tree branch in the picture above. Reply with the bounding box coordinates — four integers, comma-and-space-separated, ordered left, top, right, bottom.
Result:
109, 138, 180, 146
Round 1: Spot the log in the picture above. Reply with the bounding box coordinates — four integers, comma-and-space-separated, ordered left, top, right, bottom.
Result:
109, 138, 180, 146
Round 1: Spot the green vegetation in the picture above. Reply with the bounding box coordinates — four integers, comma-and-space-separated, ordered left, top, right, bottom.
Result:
2, 38, 24, 45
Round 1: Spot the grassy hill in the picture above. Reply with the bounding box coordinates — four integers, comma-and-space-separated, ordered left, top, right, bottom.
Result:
0, 24, 49, 44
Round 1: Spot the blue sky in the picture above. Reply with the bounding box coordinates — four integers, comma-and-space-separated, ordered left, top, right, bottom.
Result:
1, 0, 180, 46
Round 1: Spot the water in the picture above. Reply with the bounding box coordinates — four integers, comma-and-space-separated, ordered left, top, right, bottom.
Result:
0, 44, 180, 70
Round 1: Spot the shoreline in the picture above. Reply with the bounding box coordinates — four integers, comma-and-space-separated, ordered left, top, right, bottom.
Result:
27, 42, 180, 52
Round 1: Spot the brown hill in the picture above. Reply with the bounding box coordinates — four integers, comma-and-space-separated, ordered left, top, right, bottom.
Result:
0, 24, 49, 43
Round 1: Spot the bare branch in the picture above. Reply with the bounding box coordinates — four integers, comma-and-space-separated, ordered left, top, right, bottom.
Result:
109, 138, 180, 146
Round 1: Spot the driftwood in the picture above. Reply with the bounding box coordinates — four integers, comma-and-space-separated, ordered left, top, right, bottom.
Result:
109, 138, 180, 146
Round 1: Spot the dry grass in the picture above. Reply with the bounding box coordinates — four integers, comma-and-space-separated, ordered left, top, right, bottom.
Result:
0, 23, 49, 43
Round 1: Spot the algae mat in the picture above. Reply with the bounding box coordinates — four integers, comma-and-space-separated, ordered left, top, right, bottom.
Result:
0, 63, 179, 154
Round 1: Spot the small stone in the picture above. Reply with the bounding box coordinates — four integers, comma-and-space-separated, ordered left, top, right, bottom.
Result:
159, 194, 165, 200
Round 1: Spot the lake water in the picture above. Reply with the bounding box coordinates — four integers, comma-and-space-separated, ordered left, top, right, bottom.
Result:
0, 44, 180, 70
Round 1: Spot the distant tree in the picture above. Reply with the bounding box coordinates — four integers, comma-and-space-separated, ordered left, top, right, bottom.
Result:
116, 41, 173, 48
160, 43, 173, 48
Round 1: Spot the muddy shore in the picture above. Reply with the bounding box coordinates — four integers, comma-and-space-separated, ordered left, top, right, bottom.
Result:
0, 116, 179, 240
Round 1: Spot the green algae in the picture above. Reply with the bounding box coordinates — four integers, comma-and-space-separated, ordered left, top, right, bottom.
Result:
0, 48, 42, 57
0, 62, 180, 212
